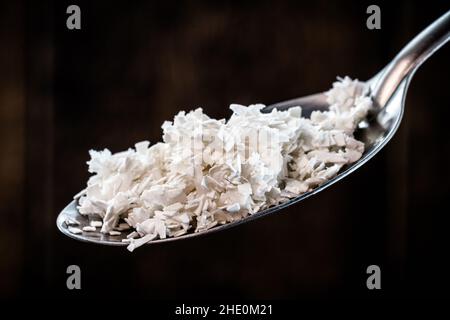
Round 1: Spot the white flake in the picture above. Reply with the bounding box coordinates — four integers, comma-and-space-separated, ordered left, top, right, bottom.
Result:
82, 226, 96, 232
68, 227, 82, 234
77, 77, 371, 250
90, 221, 103, 228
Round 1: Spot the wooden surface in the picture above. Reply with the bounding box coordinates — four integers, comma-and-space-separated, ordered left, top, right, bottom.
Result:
1, 0, 449, 299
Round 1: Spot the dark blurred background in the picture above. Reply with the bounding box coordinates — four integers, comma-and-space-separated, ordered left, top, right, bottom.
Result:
0, 0, 449, 299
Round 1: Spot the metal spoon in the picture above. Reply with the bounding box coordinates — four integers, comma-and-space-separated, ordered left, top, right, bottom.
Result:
57, 11, 450, 246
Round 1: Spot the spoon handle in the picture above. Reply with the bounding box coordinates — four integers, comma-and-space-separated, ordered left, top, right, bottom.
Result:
372, 10, 450, 108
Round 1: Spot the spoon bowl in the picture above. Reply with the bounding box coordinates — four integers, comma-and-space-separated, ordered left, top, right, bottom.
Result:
57, 11, 450, 246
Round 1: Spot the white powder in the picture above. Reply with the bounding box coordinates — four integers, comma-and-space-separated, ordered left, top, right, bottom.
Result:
76, 76, 371, 251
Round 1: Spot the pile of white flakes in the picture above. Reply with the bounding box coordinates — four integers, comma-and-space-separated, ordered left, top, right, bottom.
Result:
75, 76, 371, 251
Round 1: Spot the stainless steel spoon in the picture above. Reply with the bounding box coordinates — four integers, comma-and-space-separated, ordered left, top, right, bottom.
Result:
57, 11, 450, 246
